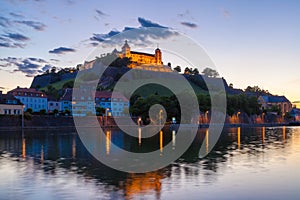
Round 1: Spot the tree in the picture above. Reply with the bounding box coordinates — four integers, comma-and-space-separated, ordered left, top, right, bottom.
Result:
53, 109, 59, 115
201, 67, 219, 78
174, 66, 181, 73
192, 68, 199, 75
184, 67, 192, 74
63, 80, 74, 89
26, 108, 33, 114
51, 67, 56, 73
167, 62, 172, 68
40, 109, 46, 115
96, 107, 105, 116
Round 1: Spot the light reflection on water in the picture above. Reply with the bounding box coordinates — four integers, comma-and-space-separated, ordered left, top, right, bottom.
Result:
0, 126, 300, 200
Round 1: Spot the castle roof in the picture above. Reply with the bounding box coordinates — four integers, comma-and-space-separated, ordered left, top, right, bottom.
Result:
130, 51, 155, 57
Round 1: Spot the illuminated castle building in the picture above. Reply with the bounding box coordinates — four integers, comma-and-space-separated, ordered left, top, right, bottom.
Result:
113, 40, 172, 72
81, 40, 172, 72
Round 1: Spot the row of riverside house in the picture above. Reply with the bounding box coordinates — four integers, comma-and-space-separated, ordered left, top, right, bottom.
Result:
0, 87, 129, 116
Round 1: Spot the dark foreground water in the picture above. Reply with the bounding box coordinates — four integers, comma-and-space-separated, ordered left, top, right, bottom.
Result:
0, 126, 299, 200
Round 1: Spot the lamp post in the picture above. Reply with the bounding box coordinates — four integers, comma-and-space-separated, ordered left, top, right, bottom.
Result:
237, 111, 241, 124
205, 111, 209, 124
105, 108, 109, 127
159, 109, 163, 126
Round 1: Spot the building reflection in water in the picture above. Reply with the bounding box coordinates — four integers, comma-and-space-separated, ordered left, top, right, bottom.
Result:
205, 129, 209, 154
282, 126, 286, 141
22, 137, 26, 158
72, 136, 76, 159
237, 127, 241, 149
172, 130, 176, 149
123, 172, 163, 200
138, 127, 141, 146
160, 130, 163, 154
262, 126, 265, 145
106, 130, 111, 155
40, 145, 44, 163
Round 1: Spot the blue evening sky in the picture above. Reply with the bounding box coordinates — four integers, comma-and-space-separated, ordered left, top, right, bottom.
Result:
0, 0, 299, 102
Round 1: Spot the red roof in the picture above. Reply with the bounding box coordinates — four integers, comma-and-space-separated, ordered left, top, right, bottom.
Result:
8, 87, 47, 98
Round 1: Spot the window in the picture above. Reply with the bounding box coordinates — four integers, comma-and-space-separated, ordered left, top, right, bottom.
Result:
50, 103, 53, 106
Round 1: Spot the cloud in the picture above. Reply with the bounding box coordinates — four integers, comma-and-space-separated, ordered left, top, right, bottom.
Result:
222, 8, 231, 18
0, 42, 25, 48
3, 32, 29, 41
180, 21, 198, 28
90, 42, 99, 47
177, 10, 190, 18
15, 20, 46, 31
138, 17, 167, 28
95, 9, 108, 17
0, 57, 55, 77
89, 17, 177, 47
50, 58, 60, 62
90, 30, 121, 42
9, 12, 24, 18
0, 16, 12, 27
49, 47, 76, 54
0, 34, 26, 48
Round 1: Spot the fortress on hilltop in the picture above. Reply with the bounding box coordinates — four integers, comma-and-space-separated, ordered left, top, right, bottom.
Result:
82, 40, 172, 72
116, 40, 162, 66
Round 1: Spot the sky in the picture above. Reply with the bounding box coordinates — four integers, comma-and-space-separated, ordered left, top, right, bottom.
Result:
0, 0, 299, 103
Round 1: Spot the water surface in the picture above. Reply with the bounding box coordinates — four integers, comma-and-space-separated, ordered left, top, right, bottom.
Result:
0, 126, 299, 200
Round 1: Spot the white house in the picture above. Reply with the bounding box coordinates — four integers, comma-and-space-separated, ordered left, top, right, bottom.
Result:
0, 91, 24, 115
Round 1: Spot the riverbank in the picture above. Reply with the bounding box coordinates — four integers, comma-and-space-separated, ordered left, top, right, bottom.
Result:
0, 115, 297, 131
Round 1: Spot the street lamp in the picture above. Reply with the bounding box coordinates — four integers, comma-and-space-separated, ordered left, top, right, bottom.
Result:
105, 108, 110, 127
237, 111, 241, 124
205, 111, 209, 124
159, 109, 163, 126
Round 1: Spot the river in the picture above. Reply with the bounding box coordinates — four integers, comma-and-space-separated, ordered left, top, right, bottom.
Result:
0, 126, 299, 200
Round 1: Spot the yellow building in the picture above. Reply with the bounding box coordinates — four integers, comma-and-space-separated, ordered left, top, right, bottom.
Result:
82, 40, 172, 72
116, 40, 172, 72
118, 40, 162, 66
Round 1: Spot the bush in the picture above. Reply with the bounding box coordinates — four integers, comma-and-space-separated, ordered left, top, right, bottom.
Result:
40, 109, 46, 115
26, 108, 33, 114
